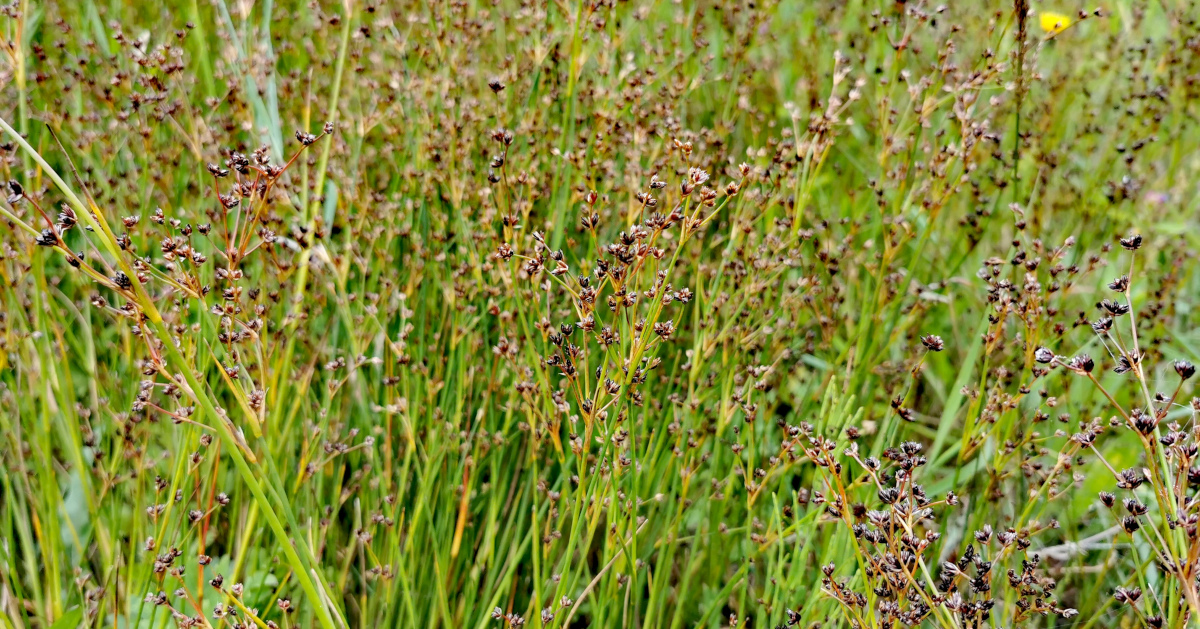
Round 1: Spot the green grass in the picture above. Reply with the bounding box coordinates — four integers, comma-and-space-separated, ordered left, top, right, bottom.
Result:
3, 0, 1200, 628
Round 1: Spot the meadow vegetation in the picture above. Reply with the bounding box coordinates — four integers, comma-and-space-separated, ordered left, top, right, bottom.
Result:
4, 0, 1200, 627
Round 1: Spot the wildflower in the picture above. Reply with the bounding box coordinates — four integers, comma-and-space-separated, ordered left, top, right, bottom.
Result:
920, 335, 944, 352
1039, 11, 1071, 34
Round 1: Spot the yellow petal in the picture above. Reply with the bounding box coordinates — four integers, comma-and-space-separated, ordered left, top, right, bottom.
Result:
1039, 11, 1071, 34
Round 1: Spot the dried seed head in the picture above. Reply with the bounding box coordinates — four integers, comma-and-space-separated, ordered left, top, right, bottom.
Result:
5, 180, 23, 204
295, 130, 318, 146
1068, 354, 1094, 373
1099, 299, 1130, 316
35, 228, 59, 247
1123, 498, 1148, 516
1174, 360, 1195, 380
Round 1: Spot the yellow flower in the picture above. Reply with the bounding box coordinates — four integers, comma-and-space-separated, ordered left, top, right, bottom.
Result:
1039, 11, 1071, 34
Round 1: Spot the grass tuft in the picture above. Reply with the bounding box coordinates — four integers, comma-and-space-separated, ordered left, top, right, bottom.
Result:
3, 1, 1200, 628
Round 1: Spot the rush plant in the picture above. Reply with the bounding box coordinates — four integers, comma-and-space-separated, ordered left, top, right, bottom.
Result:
3, 1, 1200, 628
